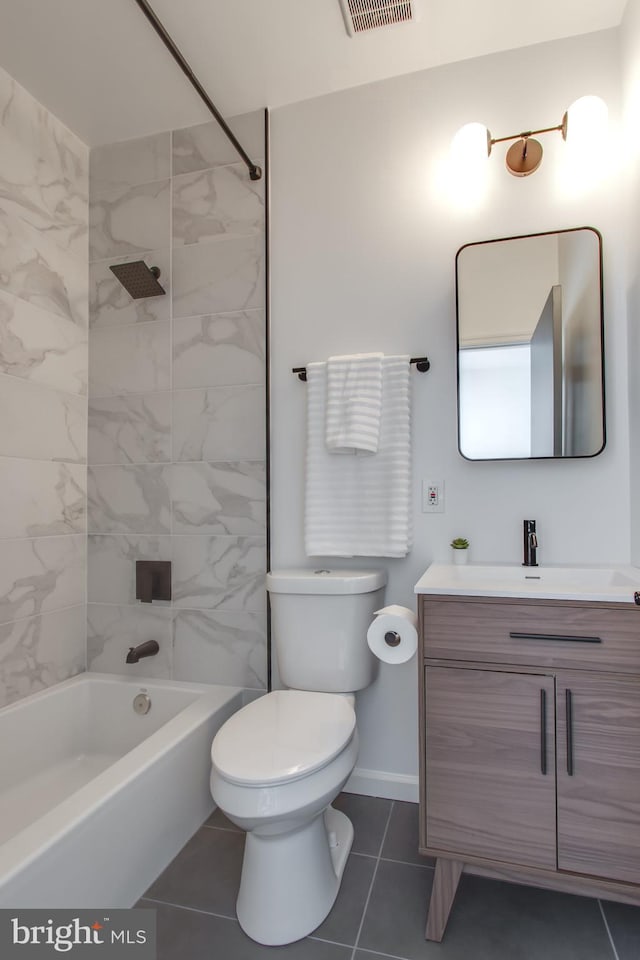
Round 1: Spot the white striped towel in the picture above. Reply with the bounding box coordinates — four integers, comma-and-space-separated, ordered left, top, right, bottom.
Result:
305, 356, 412, 558
326, 352, 383, 454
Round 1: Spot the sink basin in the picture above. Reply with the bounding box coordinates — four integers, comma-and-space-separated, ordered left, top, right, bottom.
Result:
414, 563, 640, 603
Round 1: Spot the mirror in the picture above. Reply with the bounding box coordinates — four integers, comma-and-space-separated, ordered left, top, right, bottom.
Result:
455, 227, 605, 461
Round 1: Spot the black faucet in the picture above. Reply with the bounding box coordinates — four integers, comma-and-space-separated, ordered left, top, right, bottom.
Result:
126, 640, 160, 664
523, 520, 539, 567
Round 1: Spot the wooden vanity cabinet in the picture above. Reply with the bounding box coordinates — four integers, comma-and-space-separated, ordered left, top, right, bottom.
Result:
426, 666, 556, 870
556, 672, 640, 884
419, 595, 640, 942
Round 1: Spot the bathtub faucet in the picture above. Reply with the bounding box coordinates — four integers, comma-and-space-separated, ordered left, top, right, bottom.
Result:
126, 640, 160, 664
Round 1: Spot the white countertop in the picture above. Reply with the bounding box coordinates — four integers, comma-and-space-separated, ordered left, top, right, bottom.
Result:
414, 563, 640, 604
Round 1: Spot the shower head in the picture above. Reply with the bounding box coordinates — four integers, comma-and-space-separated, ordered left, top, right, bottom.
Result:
109, 261, 166, 299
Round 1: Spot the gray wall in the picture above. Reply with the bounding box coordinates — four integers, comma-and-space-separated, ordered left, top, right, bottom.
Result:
0, 65, 88, 708
86, 112, 268, 690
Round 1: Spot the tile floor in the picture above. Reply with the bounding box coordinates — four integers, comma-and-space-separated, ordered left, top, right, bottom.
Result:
138, 793, 640, 959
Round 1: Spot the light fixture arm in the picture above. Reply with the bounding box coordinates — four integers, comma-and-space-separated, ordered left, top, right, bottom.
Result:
451, 98, 606, 182
489, 114, 568, 153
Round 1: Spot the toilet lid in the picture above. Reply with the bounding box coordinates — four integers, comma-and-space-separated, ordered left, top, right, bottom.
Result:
211, 690, 356, 787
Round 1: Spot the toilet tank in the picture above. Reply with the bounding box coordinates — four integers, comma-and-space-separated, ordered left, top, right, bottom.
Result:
266, 569, 387, 693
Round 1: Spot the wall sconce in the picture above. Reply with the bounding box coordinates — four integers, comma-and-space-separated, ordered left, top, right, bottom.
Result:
452, 96, 608, 178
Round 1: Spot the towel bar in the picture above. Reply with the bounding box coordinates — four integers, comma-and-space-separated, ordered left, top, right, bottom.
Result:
292, 356, 430, 382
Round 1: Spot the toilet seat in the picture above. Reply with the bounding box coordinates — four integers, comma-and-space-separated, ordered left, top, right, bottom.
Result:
211, 690, 356, 787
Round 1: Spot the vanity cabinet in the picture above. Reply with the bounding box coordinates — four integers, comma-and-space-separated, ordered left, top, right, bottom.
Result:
426, 667, 556, 870
419, 595, 640, 941
556, 672, 640, 884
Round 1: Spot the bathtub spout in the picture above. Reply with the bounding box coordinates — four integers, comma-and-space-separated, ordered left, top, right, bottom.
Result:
126, 640, 160, 664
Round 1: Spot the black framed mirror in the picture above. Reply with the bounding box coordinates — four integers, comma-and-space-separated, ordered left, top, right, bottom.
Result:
455, 227, 605, 461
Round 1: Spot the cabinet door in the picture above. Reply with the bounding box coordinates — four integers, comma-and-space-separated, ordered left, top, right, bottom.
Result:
557, 673, 640, 883
426, 666, 556, 869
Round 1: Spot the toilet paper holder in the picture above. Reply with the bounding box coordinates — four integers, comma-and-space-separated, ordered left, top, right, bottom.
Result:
368, 605, 418, 664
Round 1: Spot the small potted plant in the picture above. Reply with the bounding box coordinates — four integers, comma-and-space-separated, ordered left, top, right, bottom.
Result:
450, 537, 470, 565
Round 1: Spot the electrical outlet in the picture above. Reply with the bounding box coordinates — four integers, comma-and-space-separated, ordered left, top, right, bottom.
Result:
422, 479, 445, 514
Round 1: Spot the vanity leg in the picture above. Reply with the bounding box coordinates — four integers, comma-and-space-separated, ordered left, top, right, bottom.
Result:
425, 858, 463, 942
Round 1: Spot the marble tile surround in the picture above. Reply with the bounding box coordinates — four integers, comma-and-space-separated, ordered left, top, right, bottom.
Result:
172, 112, 265, 176
89, 179, 170, 262
86, 112, 267, 692
0, 374, 86, 462
89, 321, 170, 397
0, 204, 88, 328
0, 288, 88, 396
172, 385, 266, 462
87, 535, 266, 691
0, 604, 86, 709
88, 394, 171, 464
172, 536, 266, 612
172, 233, 265, 319
172, 163, 264, 246
88, 534, 172, 605
173, 609, 267, 688
90, 132, 171, 191
171, 461, 266, 535
172, 309, 265, 389
0, 67, 87, 204
0, 67, 87, 264
0, 535, 86, 624
0, 64, 89, 708
88, 464, 171, 535
87, 603, 172, 680
0, 123, 88, 260
0, 459, 86, 540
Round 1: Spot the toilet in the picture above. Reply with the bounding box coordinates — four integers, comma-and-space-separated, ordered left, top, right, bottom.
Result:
210, 568, 386, 946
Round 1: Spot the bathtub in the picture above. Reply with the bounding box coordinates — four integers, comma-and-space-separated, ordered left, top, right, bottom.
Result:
0, 672, 243, 908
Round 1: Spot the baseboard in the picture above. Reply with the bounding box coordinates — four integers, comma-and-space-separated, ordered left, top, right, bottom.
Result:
343, 767, 419, 803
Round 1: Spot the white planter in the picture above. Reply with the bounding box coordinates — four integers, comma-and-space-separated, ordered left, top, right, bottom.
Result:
451, 549, 469, 565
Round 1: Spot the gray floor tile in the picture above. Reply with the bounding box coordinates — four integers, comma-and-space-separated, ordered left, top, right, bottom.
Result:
353, 954, 408, 960
381, 801, 434, 867
434, 876, 616, 960
143, 902, 353, 960
205, 806, 243, 831
601, 900, 640, 960
332, 792, 392, 857
357, 858, 434, 959
144, 826, 244, 918
360, 862, 616, 960
312, 853, 376, 945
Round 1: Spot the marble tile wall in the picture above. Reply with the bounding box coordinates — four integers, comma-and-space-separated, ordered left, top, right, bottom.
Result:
87, 111, 267, 693
0, 66, 89, 708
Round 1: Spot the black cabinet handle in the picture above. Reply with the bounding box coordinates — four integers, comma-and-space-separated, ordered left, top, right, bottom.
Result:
566, 689, 574, 776
510, 632, 601, 644
540, 688, 547, 775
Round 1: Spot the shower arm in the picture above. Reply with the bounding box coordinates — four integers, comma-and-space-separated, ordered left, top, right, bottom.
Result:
133, 0, 262, 181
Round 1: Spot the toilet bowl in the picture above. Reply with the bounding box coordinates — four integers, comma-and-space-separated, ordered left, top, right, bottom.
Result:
210, 689, 359, 945
210, 568, 387, 946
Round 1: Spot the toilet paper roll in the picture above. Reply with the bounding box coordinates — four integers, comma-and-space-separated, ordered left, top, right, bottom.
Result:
367, 605, 418, 664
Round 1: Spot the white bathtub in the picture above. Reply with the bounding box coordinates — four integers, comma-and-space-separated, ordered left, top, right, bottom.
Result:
0, 672, 243, 908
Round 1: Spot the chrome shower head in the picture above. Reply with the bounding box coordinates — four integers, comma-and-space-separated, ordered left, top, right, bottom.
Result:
109, 261, 166, 299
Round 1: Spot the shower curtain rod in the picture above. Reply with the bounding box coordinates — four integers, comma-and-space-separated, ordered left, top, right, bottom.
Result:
133, 0, 262, 181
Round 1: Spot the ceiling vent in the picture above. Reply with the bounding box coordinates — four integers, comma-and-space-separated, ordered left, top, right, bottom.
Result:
338, 0, 421, 36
